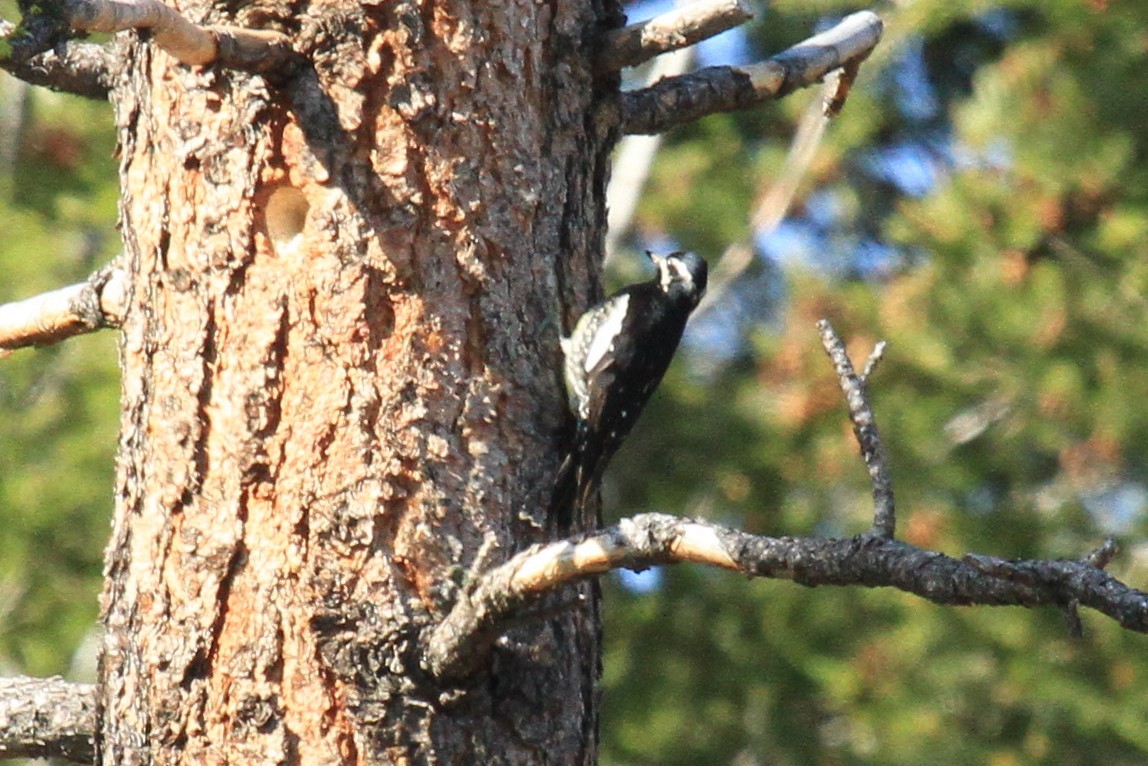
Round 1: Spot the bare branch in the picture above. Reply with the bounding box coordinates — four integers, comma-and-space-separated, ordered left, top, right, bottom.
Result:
1, 7, 116, 98
860, 340, 887, 383
64, 0, 297, 73
3, 0, 297, 80
597, 0, 754, 74
66, 0, 215, 64
0, 14, 66, 66
0, 676, 96, 763
817, 320, 895, 537
0, 26, 114, 99
823, 58, 861, 118
422, 321, 1145, 679
0, 264, 127, 356
622, 10, 883, 135
424, 512, 1148, 679
1086, 537, 1119, 569
1065, 538, 1120, 637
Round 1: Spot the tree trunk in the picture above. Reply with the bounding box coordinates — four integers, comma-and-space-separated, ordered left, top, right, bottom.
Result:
100, 1, 620, 762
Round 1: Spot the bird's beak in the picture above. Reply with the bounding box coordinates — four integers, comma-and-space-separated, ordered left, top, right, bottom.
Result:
647, 251, 667, 269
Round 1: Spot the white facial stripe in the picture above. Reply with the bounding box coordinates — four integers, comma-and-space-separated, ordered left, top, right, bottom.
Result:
652, 255, 672, 290
583, 294, 629, 373
670, 258, 694, 287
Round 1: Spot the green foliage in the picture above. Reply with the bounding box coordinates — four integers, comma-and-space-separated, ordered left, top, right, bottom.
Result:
603, 0, 1148, 763
0, 82, 118, 676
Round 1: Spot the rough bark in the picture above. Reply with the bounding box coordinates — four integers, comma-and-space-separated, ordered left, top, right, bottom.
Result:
0, 676, 96, 762
100, 1, 620, 763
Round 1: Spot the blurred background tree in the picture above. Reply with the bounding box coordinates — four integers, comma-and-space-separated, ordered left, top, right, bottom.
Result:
602, 0, 1148, 764
3, 0, 1148, 763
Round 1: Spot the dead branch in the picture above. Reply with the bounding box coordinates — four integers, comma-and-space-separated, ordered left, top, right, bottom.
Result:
597, 0, 754, 74
0, 676, 96, 763
0, 19, 114, 99
3, 0, 299, 83
817, 320, 895, 537
65, 0, 296, 73
0, 264, 127, 356
422, 319, 1147, 680
423, 511, 1147, 679
823, 58, 862, 118
621, 10, 883, 135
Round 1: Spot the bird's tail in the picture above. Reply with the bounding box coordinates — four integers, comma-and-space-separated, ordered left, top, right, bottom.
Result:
550, 425, 604, 533
551, 449, 579, 533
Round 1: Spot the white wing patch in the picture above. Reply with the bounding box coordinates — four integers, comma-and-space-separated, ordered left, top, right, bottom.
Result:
582, 294, 629, 373
561, 294, 631, 419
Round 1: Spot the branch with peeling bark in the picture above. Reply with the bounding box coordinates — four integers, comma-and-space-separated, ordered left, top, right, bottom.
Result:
0, 263, 127, 356
421, 320, 1148, 680
622, 11, 883, 135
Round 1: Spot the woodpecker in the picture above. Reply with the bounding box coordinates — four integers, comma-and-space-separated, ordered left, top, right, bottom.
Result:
552, 250, 708, 530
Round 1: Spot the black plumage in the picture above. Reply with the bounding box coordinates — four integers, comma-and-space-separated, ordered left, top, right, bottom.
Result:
553, 251, 708, 531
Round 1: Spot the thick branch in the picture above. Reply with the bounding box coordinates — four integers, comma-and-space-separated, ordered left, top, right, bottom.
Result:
3, 0, 299, 82
621, 10, 882, 135
65, 0, 296, 73
423, 318, 1145, 679
0, 264, 126, 355
4, 40, 114, 98
424, 513, 1148, 679
0, 676, 96, 763
596, 0, 754, 74
0, 20, 114, 98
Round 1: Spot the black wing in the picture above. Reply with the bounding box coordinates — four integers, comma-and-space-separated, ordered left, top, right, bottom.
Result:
552, 283, 690, 531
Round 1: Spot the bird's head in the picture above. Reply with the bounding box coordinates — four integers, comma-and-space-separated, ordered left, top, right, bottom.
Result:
649, 251, 708, 307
